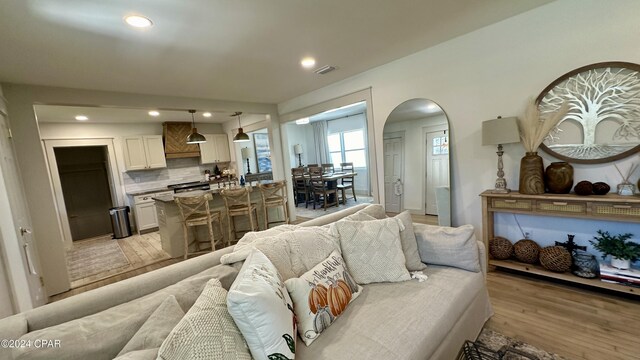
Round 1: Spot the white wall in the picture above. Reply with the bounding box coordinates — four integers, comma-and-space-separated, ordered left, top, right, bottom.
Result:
384, 114, 448, 212
278, 0, 640, 246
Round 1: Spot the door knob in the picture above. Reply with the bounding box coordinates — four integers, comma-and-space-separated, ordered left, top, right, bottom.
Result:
19, 227, 31, 236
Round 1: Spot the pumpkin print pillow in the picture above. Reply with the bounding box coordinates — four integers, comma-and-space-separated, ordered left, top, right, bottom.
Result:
284, 250, 362, 346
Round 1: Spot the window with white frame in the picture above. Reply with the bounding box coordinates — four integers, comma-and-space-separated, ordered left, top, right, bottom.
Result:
327, 129, 367, 168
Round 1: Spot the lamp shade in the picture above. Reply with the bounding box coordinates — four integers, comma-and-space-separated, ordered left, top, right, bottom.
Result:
482, 117, 520, 145
293, 144, 303, 155
241, 147, 251, 159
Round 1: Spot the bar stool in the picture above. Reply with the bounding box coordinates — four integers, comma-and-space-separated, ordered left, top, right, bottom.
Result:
220, 186, 259, 244
174, 192, 223, 260
258, 180, 290, 229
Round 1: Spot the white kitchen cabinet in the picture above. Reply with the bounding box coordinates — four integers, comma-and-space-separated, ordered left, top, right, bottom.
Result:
133, 190, 173, 234
123, 135, 167, 171
200, 134, 231, 164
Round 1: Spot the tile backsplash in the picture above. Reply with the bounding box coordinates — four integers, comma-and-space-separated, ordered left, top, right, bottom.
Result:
123, 158, 231, 193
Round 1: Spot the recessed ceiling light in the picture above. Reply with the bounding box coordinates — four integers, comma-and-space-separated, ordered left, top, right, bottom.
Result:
124, 15, 153, 28
301, 57, 316, 69
202, 112, 212, 118
295, 117, 310, 125
75, 115, 88, 121
148, 110, 160, 117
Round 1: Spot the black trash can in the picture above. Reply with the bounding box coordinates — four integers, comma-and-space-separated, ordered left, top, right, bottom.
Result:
109, 206, 132, 239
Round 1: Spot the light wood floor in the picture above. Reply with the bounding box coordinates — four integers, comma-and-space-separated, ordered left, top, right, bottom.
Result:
485, 270, 640, 360
386, 212, 439, 225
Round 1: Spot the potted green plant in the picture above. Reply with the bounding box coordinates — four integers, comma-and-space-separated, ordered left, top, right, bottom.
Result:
589, 230, 640, 269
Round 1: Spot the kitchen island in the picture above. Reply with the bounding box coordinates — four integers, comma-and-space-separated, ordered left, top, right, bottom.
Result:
153, 183, 286, 258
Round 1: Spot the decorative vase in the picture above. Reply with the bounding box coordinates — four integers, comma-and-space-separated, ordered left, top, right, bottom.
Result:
610, 257, 630, 270
545, 162, 573, 194
571, 251, 600, 279
519, 152, 545, 194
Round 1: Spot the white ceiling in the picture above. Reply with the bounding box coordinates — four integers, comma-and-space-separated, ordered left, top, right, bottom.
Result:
0, 0, 552, 104
386, 99, 445, 123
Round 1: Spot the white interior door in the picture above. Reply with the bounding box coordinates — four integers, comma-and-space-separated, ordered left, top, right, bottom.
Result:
426, 130, 450, 215
384, 137, 403, 213
0, 102, 45, 311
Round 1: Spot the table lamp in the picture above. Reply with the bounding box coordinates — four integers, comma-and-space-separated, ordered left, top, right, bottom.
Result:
293, 144, 303, 167
241, 147, 252, 174
482, 116, 520, 193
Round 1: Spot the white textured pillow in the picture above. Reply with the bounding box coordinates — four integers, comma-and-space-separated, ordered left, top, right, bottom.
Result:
414, 223, 480, 272
356, 204, 387, 219
221, 227, 339, 280
342, 212, 377, 221
157, 279, 251, 360
394, 211, 428, 271
227, 249, 297, 360
118, 295, 184, 356
113, 348, 159, 360
234, 225, 300, 249
285, 250, 362, 346
332, 218, 411, 284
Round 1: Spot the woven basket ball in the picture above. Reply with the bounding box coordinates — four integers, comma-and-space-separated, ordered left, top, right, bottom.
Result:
489, 237, 513, 260
514, 239, 541, 264
539, 246, 572, 272
592, 182, 610, 195
574, 180, 593, 196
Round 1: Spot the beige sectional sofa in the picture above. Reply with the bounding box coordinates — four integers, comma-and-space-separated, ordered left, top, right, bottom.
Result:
0, 204, 492, 360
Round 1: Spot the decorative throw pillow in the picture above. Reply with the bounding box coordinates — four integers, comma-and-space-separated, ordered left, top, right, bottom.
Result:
113, 348, 159, 360
157, 279, 251, 360
414, 223, 481, 272
227, 249, 297, 360
394, 211, 428, 271
221, 227, 339, 281
285, 250, 362, 346
337, 211, 426, 271
117, 295, 184, 356
332, 218, 411, 284
355, 204, 387, 219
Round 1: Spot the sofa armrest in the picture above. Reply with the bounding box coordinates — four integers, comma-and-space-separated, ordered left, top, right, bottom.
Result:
0, 314, 27, 359
477, 240, 487, 280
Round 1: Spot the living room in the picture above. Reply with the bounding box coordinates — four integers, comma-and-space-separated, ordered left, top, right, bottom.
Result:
1, 1, 639, 359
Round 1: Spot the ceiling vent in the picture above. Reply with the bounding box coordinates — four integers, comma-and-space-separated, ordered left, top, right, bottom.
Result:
314, 65, 336, 75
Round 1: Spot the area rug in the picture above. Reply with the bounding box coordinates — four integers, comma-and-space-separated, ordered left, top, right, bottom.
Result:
66, 236, 130, 282
476, 328, 568, 360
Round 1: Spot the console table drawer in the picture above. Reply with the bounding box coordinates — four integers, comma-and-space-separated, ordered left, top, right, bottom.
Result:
592, 203, 640, 218
537, 200, 586, 214
491, 198, 532, 211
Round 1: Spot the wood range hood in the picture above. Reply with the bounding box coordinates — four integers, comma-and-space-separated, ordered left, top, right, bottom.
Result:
163, 122, 201, 159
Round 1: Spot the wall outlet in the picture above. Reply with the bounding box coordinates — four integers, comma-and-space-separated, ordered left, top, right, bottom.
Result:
135, 177, 141, 183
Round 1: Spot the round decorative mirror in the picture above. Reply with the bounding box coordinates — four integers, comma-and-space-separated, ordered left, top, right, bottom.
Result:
537, 62, 640, 164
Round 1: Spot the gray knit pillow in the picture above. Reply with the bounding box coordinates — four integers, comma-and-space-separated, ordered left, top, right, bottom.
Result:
157, 279, 251, 360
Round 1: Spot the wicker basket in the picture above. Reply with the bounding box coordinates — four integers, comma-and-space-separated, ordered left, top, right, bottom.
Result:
489, 237, 513, 260
514, 239, 541, 264
539, 246, 572, 272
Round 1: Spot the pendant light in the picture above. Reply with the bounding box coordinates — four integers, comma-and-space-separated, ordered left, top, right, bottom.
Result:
186, 109, 207, 144
232, 111, 250, 142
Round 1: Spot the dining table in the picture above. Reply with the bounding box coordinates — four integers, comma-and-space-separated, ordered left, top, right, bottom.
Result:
300, 171, 357, 206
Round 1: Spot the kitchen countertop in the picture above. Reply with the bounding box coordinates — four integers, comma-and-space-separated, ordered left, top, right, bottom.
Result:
126, 186, 172, 196
152, 182, 271, 203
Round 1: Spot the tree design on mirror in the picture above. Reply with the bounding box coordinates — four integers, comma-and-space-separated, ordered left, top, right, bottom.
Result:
537, 62, 640, 163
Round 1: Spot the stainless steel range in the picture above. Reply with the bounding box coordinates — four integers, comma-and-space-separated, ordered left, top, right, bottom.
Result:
167, 181, 211, 193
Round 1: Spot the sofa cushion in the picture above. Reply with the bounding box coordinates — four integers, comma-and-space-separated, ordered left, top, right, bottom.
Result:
285, 250, 362, 346
13, 264, 238, 360
355, 203, 387, 219
414, 224, 480, 272
158, 279, 251, 360
221, 226, 339, 280
117, 295, 184, 356
113, 348, 159, 360
332, 218, 410, 284
295, 266, 487, 360
227, 249, 297, 360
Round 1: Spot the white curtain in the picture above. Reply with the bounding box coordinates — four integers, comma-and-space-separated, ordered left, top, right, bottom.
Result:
312, 120, 329, 164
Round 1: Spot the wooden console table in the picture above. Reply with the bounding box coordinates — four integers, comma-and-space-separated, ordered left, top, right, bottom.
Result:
480, 190, 640, 296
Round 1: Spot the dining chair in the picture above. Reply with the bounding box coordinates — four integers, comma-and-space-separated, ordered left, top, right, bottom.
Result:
174, 192, 224, 259
338, 162, 357, 204
308, 166, 338, 210
258, 180, 290, 229
220, 186, 259, 244
292, 168, 312, 208
321, 163, 334, 174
